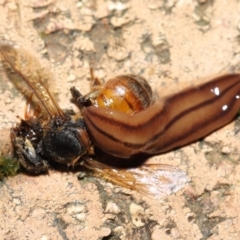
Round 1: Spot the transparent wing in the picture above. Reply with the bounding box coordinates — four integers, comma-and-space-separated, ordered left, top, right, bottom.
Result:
0, 43, 65, 119
83, 159, 189, 201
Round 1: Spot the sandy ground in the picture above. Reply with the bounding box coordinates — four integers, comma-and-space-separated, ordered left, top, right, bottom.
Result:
1, 0, 240, 239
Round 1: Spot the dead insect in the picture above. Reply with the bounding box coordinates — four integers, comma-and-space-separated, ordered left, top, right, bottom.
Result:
0, 44, 93, 173
0, 44, 188, 200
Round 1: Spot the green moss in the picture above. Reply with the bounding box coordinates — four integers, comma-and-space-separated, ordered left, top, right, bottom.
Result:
0, 154, 20, 180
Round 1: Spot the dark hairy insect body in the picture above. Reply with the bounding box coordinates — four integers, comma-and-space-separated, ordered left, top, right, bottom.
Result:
11, 115, 92, 173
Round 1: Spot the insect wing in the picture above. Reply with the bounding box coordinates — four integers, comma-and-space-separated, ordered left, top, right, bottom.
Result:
84, 159, 189, 200
0, 44, 64, 119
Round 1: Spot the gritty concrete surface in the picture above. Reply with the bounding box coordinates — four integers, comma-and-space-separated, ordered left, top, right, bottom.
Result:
1, 0, 240, 239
